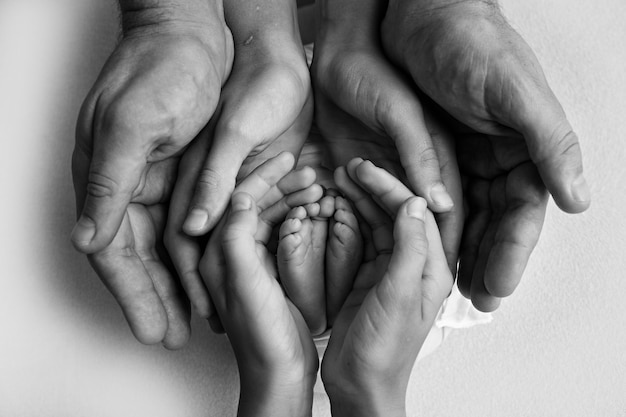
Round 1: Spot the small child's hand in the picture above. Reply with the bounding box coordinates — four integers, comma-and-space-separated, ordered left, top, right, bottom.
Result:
321, 159, 454, 417
199, 153, 322, 417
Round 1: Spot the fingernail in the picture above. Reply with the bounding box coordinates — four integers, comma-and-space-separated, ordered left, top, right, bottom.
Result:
571, 175, 591, 203
71, 215, 96, 247
184, 208, 209, 232
231, 193, 252, 211
407, 197, 427, 220
430, 184, 454, 210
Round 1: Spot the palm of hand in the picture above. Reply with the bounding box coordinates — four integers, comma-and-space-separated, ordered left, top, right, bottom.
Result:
323, 254, 394, 380
88, 157, 191, 348
455, 132, 548, 311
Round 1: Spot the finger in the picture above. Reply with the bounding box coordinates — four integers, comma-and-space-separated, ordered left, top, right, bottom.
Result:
138, 204, 191, 349
426, 117, 464, 275
234, 151, 296, 204
506, 67, 590, 213
89, 212, 168, 345
381, 197, 429, 311
349, 158, 413, 217
182, 135, 247, 236
457, 179, 491, 299
384, 95, 455, 213
222, 193, 282, 310
71, 128, 145, 254
334, 165, 394, 254
165, 139, 214, 319
258, 184, 324, 243
483, 163, 548, 299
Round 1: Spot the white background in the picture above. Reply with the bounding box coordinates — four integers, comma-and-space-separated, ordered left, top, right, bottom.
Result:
0, 0, 624, 415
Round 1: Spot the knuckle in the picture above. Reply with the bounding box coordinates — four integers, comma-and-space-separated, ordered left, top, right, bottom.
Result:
85, 171, 120, 199
196, 167, 224, 192
405, 234, 429, 257
418, 145, 440, 166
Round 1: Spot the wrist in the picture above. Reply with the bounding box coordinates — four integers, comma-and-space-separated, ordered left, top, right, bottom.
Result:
225, 0, 302, 49
323, 369, 408, 417
327, 391, 406, 417
119, 0, 226, 39
238, 372, 314, 417
315, 0, 384, 46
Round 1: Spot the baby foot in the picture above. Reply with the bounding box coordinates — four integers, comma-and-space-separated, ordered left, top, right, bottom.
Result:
325, 195, 362, 327
278, 196, 336, 335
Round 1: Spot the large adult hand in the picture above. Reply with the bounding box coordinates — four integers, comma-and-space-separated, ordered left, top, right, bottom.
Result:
201, 154, 321, 416
322, 158, 453, 417
165, 0, 312, 319
313, 0, 455, 213
312, 0, 463, 275
382, 0, 590, 310
71, 1, 233, 345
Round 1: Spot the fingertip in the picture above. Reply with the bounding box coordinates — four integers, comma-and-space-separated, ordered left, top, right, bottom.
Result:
70, 215, 97, 253
405, 196, 427, 221
428, 183, 455, 212
182, 208, 210, 236
471, 294, 501, 313
231, 192, 254, 212
129, 320, 168, 346
277, 151, 296, 169
162, 325, 191, 351
208, 315, 225, 334
558, 175, 591, 213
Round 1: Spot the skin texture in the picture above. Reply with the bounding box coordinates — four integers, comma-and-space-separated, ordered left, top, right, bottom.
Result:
312, 0, 456, 213
382, 0, 589, 311
200, 154, 321, 417
322, 159, 454, 417
71, 1, 233, 346
164, 0, 312, 322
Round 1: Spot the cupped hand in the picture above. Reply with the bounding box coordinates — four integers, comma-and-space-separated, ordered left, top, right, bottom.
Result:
200, 154, 322, 416
312, 0, 455, 213
71, 8, 233, 345
322, 159, 453, 417
72, 12, 233, 253
382, 0, 589, 213
382, 0, 589, 310
165, 38, 312, 319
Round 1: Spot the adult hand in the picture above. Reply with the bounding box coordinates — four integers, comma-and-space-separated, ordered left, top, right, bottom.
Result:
322, 158, 453, 417
201, 154, 321, 416
71, 1, 233, 344
382, 0, 590, 310
313, 0, 455, 212
165, 0, 312, 319
312, 0, 463, 275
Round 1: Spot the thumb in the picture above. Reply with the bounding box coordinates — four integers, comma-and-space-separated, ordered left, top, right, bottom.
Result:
381, 92, 455, 213
378, 197, 429, 319
221, 193, 263, 286
71, 136, 145, 254
501, 60, 590, 213
521, 102, 590, 213
182, 129, 247, 236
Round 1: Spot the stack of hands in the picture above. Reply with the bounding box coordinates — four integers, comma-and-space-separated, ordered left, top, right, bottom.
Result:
71, 0, 590, 415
